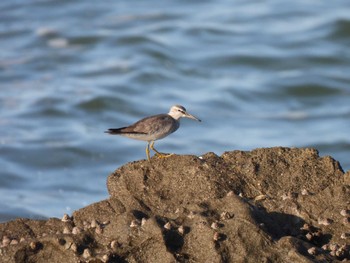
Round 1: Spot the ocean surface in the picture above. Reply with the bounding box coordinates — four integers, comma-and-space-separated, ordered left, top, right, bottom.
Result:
1, 0, 350, 222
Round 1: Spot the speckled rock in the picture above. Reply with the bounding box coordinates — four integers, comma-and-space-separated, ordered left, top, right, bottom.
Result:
0, 147, 349, 262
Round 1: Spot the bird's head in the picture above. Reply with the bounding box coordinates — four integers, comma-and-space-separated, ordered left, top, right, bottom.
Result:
168, 105, 201, 121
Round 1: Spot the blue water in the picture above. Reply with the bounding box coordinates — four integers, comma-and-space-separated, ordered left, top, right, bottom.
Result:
1, 0, 350, 222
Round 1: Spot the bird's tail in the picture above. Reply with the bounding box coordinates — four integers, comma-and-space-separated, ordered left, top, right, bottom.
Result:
105, 128, 126, 134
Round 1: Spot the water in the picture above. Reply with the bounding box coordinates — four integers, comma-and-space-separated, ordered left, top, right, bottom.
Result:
1, 0, 350, 222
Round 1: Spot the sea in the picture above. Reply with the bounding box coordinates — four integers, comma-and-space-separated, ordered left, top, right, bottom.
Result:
1, 0, 350, 222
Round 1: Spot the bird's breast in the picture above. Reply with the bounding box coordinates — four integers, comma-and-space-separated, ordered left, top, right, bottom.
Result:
149, 116, 179, 141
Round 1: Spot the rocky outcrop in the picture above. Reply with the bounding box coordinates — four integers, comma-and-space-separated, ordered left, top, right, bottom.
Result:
1, 147, 349, 262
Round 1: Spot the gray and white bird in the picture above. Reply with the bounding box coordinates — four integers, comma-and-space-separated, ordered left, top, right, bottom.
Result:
105, 105, 201, 161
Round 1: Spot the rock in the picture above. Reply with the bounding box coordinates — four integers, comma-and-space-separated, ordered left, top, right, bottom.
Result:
0, 147, 349, 262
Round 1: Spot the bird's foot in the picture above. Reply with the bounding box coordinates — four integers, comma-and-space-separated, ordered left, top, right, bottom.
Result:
155, 152, 174, 159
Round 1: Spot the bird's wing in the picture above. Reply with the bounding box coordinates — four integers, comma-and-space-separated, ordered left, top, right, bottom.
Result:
126, 114, 174, 134
106, 114, 176, 135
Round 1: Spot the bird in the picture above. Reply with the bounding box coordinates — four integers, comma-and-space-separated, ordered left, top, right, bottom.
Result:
105, 105, 201, 161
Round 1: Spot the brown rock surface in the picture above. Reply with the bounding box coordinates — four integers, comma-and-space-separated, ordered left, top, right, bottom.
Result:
1, 147, 349, 262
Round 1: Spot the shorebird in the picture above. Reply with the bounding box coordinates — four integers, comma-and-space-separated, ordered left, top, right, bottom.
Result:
105, 105, 201, 161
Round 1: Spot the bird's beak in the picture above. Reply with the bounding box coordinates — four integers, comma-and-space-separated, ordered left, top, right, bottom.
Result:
185, 112, 201, 122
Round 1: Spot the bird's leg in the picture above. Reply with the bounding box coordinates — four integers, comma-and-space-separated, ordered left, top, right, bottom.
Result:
150, 141, 173, 158
146, 142, 151, 161
150, 141, 164, 155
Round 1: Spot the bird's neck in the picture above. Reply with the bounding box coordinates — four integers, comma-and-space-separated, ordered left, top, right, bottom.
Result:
168, 113, 181, 120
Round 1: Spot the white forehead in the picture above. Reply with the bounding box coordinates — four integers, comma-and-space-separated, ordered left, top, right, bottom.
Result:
171, 105, 186, 112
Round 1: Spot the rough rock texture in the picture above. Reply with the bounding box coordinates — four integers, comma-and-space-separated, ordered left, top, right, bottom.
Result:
1, 147, 349, 262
